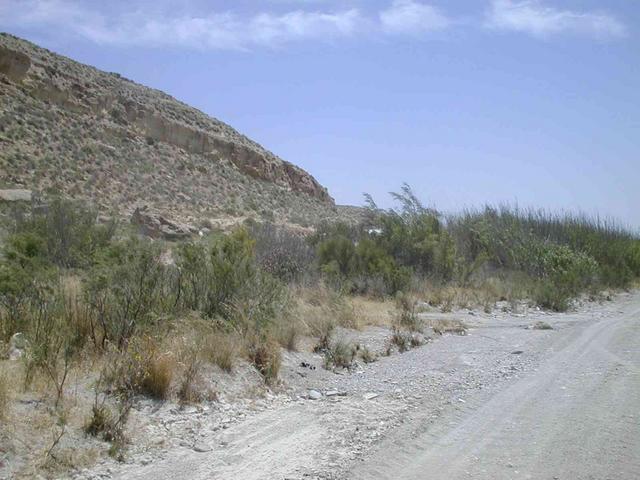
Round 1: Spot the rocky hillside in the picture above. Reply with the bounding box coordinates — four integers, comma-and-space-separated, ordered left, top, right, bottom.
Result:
0, 33, 350, 231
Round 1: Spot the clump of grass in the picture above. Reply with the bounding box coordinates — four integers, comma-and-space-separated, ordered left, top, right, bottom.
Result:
273, 319, 301, 352
309, 314, 335, 353
177, 349, 204, 404
108, 338, 174, 400
323, 339, 357, 370
358, 345, 377, 364
139, 351, 174, 400
204, 332, 237, 373
429, 318, 468, 335
390, 327, 412, 353
532, 320, 553, 330
0, 370, 9, 419
245, 333, 281, 383
85, 372, 133, 461
394, 292, 422, 332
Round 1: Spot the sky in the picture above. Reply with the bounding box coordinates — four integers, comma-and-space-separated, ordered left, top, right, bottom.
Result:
1, 0, 639, 229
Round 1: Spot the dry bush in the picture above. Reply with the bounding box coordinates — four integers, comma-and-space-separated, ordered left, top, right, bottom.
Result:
170, 335, 218, 404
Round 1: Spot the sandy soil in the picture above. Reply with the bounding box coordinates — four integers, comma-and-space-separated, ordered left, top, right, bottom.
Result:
62, 291, 640, 480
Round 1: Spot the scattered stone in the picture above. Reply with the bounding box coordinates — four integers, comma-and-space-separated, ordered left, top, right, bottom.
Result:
300, 361, 316, 370
363, 392, 379, 401
325, 390, 346, 397
8, 332, 28, 360
193, 442, 212, 453
0, 189, 31, 202
131, 205, 197, 241
307, 390, 322, 400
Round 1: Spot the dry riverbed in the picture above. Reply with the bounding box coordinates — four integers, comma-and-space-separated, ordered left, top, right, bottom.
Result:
3, 292, 638, 480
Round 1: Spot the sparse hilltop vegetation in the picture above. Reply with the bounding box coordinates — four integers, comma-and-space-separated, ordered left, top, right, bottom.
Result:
1, 34, 640, 479
0, 33, 359, 230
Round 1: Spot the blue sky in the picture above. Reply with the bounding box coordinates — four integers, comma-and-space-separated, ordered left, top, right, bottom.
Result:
1, 1, 639, 228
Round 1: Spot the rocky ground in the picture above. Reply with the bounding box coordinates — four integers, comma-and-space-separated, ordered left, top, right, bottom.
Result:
42, 292, 638, 480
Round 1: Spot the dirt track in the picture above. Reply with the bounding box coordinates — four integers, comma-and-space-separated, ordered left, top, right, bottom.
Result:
81, 292, 640, 480
351, 294, 640, 479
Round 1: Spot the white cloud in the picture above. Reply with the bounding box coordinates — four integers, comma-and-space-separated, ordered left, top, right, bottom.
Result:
0, 0, 364, 50
485, 0, 627, 39
0, 0, 628, 49
380, 0, 450, 35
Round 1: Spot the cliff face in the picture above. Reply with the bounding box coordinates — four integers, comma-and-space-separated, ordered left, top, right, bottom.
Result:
0, 33, 336, 227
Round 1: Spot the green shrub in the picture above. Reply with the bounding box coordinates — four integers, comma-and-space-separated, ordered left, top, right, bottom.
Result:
176, 228, 256, 319
316, 234, 410, 295
9, 197, 115, 269
365, 185, 456, 280
86, 238, 170, 348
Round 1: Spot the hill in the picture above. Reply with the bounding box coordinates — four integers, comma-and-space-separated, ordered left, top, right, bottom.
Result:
0, 33, 353, 232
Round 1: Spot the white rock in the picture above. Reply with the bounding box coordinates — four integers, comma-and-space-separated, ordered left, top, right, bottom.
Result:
307, 390, 322, 400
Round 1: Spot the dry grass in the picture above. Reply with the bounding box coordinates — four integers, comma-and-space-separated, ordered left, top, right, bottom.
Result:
273, 317, 302, 352
245, 333, 281, 383
176, 344, 206, 404
294, 286, 396, 354
203, 332, 238, 373
142, 352, 174, 400
421, 279, 533, 314
358, 345, 377, 363
0, 368, 9, 420
349, 296, 396, 327
323, 339, 357, 370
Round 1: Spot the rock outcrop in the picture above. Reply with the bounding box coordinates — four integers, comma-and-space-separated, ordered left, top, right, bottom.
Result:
131, 206, 198, 241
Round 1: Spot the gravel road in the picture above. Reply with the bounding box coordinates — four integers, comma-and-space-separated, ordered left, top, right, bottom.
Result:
351, 293, 640, 480
79, 292, 639, 480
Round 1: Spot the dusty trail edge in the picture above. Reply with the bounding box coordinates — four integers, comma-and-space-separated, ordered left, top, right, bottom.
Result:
80, 292, 640, 480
